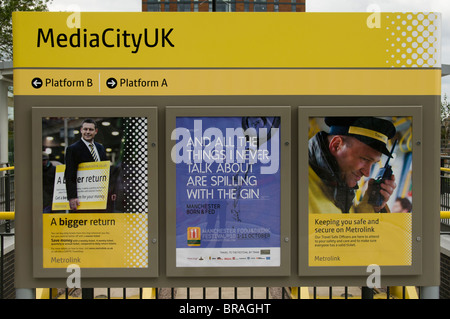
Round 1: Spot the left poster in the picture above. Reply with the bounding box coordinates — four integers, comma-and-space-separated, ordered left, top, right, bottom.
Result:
40, 116, 149, 269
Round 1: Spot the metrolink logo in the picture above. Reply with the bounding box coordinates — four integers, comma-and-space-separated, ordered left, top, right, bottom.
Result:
36, 27, 175, 54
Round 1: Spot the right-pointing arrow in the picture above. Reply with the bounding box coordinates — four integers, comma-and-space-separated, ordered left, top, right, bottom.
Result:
106, 78, 117, 89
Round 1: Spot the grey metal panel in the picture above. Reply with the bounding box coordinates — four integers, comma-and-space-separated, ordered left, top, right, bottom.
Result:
13, 95, 440, 288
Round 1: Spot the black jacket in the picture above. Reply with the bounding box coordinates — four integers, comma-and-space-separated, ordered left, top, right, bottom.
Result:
308, 131, 357, 213
64, 140, 107, 200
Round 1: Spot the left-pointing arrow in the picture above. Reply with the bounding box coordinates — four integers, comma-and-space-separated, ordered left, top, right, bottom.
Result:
32, 77, 43, 89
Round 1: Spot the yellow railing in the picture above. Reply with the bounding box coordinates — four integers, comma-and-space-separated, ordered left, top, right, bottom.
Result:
441, 211, 450, 219
0, 212, 14, 220
1, 166, 14, 221
441, 167, 450, 219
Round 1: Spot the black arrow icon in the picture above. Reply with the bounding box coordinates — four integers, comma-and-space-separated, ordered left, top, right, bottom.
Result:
32, 77, 42, 89
106, 78, 117, 89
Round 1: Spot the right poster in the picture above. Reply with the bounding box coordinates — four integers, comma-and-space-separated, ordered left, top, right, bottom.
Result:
308, 116, 412, 267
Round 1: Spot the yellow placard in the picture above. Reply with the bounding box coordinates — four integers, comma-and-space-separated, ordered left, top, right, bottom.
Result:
51, 161, 110, 211
309, 213, 412, 266
43, 213, 148, 268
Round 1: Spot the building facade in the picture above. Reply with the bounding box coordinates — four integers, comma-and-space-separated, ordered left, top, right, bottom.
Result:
142, 0, 305, 12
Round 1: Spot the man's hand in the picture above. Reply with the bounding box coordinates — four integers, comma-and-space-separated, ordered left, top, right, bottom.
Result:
368, 174, 396, 212
69, 198, 80, 211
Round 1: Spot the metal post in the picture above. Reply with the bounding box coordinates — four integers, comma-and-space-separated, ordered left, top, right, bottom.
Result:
420, 286, 439, 299
361, 287, 374, 299
82, 288, 94, 299
5, 168, 10, 233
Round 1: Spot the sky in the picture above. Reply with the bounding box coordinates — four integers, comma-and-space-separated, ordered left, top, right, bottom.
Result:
47, 0, 450, 98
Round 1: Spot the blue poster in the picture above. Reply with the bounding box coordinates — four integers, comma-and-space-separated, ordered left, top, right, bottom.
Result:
172, 116, 281, 267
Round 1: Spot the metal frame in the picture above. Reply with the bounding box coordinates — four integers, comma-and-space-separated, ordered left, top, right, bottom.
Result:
165, 105, 292, 277
298, 105, 423, 277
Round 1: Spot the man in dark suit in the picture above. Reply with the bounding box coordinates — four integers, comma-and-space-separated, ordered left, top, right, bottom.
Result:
65, 118, 107, 211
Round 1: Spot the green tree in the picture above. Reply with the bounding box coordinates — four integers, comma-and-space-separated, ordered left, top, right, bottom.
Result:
441, 94, 449, 123
0, 0, 51, 61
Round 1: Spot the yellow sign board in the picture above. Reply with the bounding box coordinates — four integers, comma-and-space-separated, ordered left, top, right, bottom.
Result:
13, 12, 441, 69
13, 12, 441, 96
13, 12, 440, 280
13, 68, 440, 96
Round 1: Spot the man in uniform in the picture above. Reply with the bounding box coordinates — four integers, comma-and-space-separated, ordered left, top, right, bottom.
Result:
308, 117, 397, 214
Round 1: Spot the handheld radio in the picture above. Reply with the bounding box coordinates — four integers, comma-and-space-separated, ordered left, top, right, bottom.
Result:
368, 140, 397, 208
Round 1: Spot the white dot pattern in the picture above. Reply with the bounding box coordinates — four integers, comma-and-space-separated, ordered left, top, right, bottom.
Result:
403, 213, 412, 265
123, 117, 148, 214
385, 13, 440, 68
125, 213, 148, 268
122, 117, 149, 268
